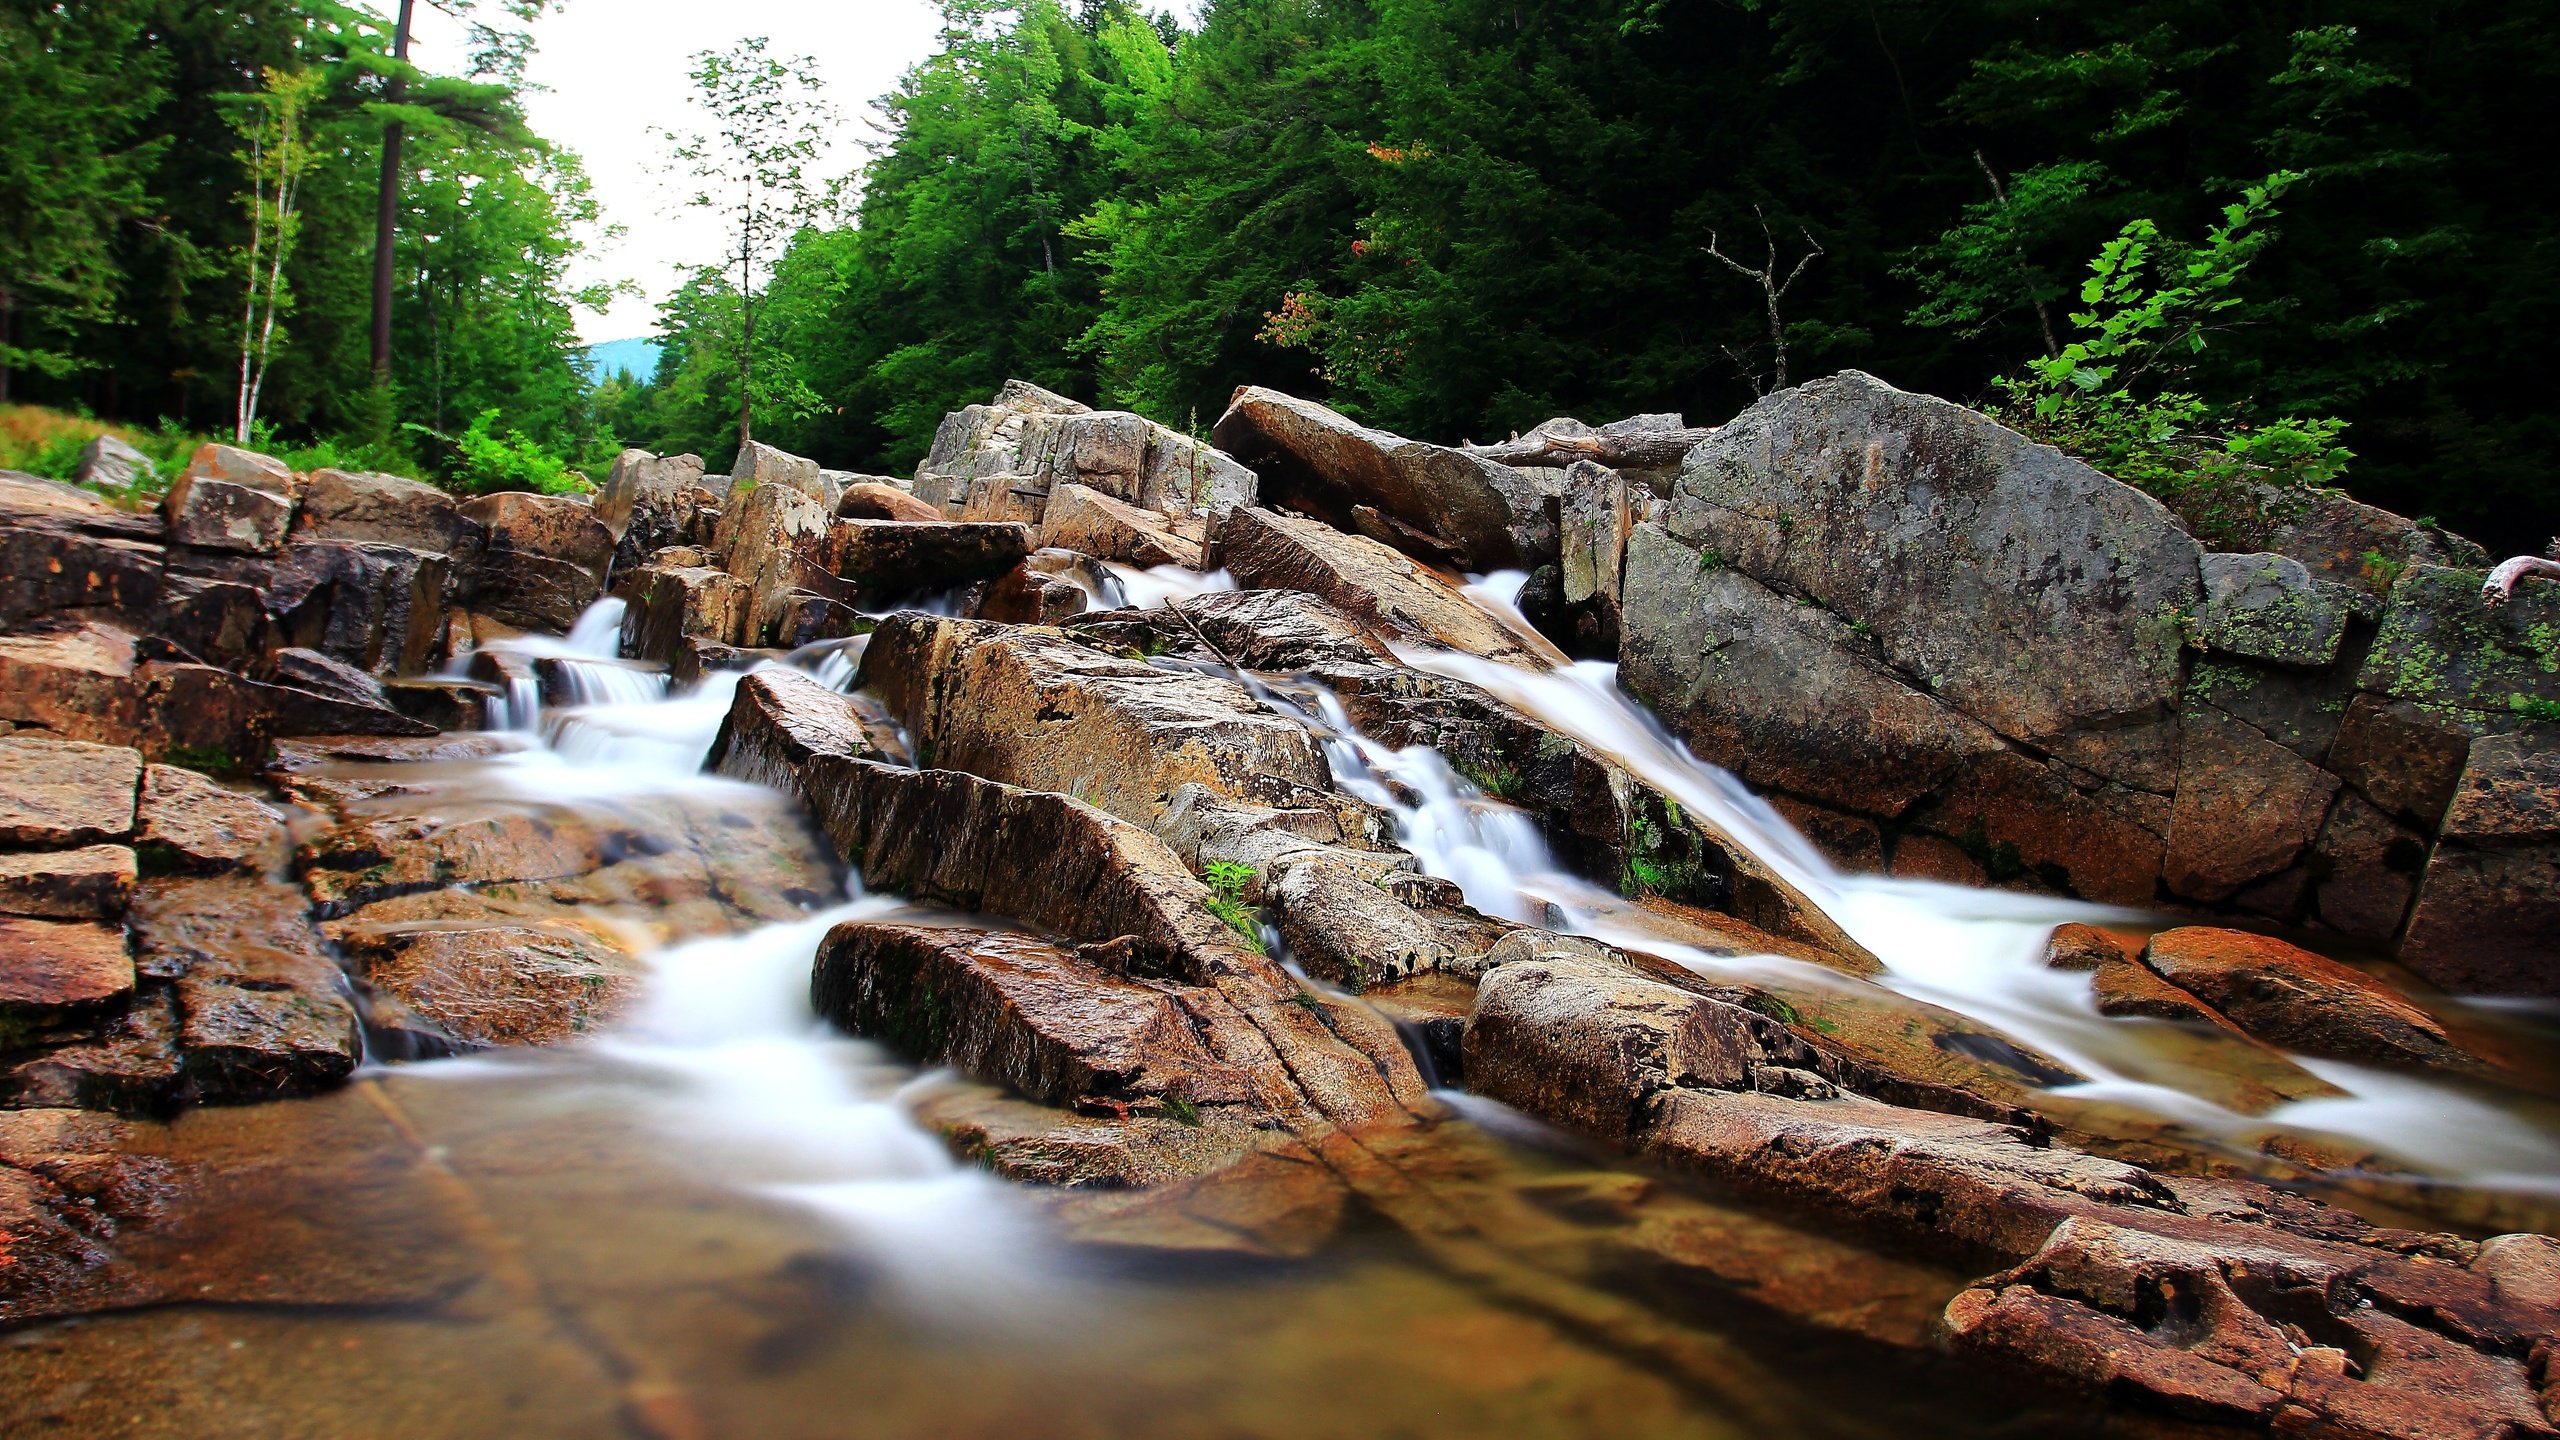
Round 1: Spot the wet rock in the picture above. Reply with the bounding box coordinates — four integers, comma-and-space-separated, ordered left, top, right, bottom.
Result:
1464, 956, 1771, 1143
596, 448, 709, 569
703, 667, 883, 794
2306, 791, 2429, 942
0, 1108, 172, 1319
338, 922, 638, 1048
0, 918, 135, 1031
1904, 749, 2167, 906
1, 987, 183, 1114
0, 501, 165, 630
2399, 730, 2560, 996
2042, 924, 2231, 1028
831, 518, 1034, 609
135, 765, 284, 874
0, 846, 136, 921
2359, 564, 2560, 718
142, 660, 438, 764
1216, 505, 1551, 664
858, 614, 1329, 830
262, 539, 453, 677
456, 492, 615, 633
294, 469, 461, 553
815, 922, 1252, 1113
1213, 386, 1554, 570
1642, 371, 2200, 767
1266, 858, 1505, 992
837, 480, 941, 523
0, 734, 140, 846
972, 554, 1090, 625
155, 574, 270, 668
2164, 708, 2342, 901
1038, 482, 1203, 569
295, 805, 613, 916
2141, 927, 2471, 1069
617, 563, 753, 667
260, 646, 392, 710
130, 874, 359, 1099
381, 675, 498, 731
2192, 550, 2364, 666
1619, 524, 2007, 819
73, 434, 154, 491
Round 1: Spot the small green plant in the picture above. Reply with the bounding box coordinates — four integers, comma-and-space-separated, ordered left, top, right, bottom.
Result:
407, 409, 591, 495
1202, 860, 1265, 952
1155, 1094, 1202, 1126
1695, 546, 1726, 573
2509, 694, 2560, 725
2360, 548, 2407, 588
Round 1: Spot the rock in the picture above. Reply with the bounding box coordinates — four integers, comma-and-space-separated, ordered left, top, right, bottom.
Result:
0, 734, 140, 846
1619, 525, 2007, 819
1037, 482, 1204, 569
813, 922, 1250, 1113
616, 563, 753, 668
971, 556, 1089, 625
596, 449, 708, 569
161, 469, 293, 555
0, 988, 183, 1114
1464, 956, 1772, 1143
294, 469, 461, 553
1212, 386, 1554, 570
177, 442, 295, 495
1553, 460, 1641, 654
260, 646, 392, 709
2042, 924, 2231, 1027
2359, 564, 2560, 718
456, 492, 615, 632
1904, 749, 2168, 906
1647, 371, 2201, 759
830, 518, 1034, 609
339, 923, 638, 1048
917, 384, 1255, 534
0, 503, 165, 630
718, 477, 838, 644
2163, 708, 2341, 902
262, 539, 453, 677
2268, 490, 2489, 595
0, 846, 136, 920
129, 874, 360, 1099
2182, 651, 2358, 764
858, 614, 1330, 830
1217, 505, 1551, 664
2399, 731, 2560, 996
2306, 791, 2428, 942
381, 676, 498, 731
1162, 587, 1384, 670
73, 434, 154, 491
2328, 694, 2478, 832
135, 765, 284, 873
2192, 551, 2362, 666
2141, 927, 2472, 1069
837, 481, 941, 523
732, 439, 834, 509
296, 804, 613, 917
0, 623, 146, 744
0, 918, 134, 1031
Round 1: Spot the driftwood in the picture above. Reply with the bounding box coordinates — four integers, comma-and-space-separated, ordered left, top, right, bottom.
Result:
1463, 427, 1718, 470
2483, 543, 2560, 606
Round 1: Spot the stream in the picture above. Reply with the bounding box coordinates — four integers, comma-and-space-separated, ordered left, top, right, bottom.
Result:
5, 581, 2554, 1438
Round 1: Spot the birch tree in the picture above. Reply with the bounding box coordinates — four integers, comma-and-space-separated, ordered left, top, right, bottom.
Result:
230, 66, 327, 444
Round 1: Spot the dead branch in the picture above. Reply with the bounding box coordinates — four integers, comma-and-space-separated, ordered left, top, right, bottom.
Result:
2483, 539, 2560, 606
1463, 427, 1719, 470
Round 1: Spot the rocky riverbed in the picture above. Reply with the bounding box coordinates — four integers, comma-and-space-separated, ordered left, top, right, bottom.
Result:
2, 374, 2556, 1439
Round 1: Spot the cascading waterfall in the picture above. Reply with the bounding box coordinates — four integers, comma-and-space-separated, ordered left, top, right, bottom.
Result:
1244, 573, 2560, 1190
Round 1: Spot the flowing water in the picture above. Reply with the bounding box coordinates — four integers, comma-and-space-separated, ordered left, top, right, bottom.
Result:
6, 580, 2552, 1437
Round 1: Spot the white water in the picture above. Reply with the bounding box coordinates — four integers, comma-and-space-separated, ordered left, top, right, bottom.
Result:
401, 600, 1047, 1302
1262, 571, 2560, 1189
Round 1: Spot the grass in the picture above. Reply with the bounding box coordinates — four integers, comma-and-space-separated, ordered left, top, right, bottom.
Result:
2, 401, 444, 500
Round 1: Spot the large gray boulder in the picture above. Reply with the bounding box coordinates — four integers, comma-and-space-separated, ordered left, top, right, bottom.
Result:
295, 469, 461, 554
915, 380, 1255, 537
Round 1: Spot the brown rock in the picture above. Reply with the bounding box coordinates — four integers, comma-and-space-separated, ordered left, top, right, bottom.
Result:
136, 765, 284, 873
2142, 927, 2471, 1069
0, 846, 136, 920
814, 922, 1252, 1112
131, 874, 359, 1098
294, 469, 461, 553
858, 613, 1328, 830
0, 624, 144, 744
1038, 482, 1204, 569
972, 556, 1090, 625
177, 442, 294, 495
456, 492, 614, 632
163, 472, 293, 555
2308, 791, 2428, 943
616, 563, 752, 667
836, 481, 941, 523
2398, 731, 2560, 996
830, 518, 1034, 608
2164, 709, 2341, 902
1908, 748, 2166, 905
296, 805, 612, 917
1217, 505, 1553, 665
596, 448, 709, 569
2330, 694, 2477, 832
2267, 489, 2488, 595
0, 503, 165, 630
264, 539, 453, 677
380, 676, 499, 731
0, 987, 182, 1114
1464, 956, 1768, 1143
0, 734, 140, 846
2043, 924, 2232, 1028
0, 918, 134, 1028
1212, 386, 1553, 571
344, 923, 638, 1048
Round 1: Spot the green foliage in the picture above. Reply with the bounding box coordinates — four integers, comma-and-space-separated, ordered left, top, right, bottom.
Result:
408, 409, 591, 495
1991, 173, 2354, 549
1202, 860, 1266, 952
2510, 695, 2560, 726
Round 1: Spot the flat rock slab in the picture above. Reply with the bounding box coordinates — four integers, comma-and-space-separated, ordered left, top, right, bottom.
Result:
136, 764, 285, 872
1217, 505, 1552, 666
346, 922, 639, 1049
2141, 927, 2472, 1071
0, 845, 136, 920
0, 917, 134, 1025
0, 734, 141, 846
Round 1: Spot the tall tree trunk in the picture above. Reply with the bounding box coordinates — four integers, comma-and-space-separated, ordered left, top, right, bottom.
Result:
370, 0, 417, 386
737, 242, 754, 449
0, 286, 15, 407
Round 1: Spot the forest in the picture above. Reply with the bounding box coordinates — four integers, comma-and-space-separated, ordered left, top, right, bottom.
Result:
8, 0, 2556, 552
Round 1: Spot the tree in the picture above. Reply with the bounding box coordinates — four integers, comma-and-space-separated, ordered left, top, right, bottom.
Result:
0, 1, 169, 404
229, 65, 329, 443
659, 36, 839, 449
1703, 206, 1828, 393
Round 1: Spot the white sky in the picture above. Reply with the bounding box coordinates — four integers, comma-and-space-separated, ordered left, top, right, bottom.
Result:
412, 0, 948, 342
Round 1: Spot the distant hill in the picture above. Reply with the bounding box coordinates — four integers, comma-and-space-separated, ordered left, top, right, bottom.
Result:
580, 337, 664, 383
